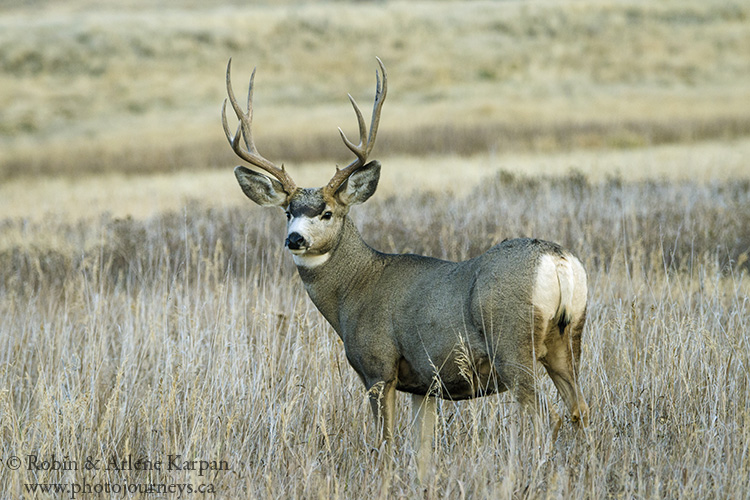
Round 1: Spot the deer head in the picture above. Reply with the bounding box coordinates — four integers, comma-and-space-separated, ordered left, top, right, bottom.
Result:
223, 58, 387, 265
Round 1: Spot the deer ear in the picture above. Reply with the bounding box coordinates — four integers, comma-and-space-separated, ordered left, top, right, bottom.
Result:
235, 166, 288, 207
335, 161, 380, 206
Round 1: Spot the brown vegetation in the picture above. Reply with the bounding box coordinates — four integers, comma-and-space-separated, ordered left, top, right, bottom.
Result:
2, 173, 749, 497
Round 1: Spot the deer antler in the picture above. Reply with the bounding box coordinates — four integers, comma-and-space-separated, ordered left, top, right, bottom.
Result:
323, 57, 387, 199
222, 59, 298, 195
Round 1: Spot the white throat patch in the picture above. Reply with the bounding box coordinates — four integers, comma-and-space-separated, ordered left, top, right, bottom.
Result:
292, 252, 331, 269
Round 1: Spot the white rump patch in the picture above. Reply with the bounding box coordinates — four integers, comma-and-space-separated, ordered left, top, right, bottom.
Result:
292, 252, 331, 268
533, 253, 587, 324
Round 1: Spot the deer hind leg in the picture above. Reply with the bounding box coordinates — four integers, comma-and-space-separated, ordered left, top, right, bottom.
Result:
494, 313, 563, 433
367, 379, 397, 449
494, 342, 544, 416
540, 311, 589, 426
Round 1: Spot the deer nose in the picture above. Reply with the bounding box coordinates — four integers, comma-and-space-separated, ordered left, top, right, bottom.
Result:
286, 232, 306, 250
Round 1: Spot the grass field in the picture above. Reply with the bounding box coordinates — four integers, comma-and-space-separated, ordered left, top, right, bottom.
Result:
2, 173, 749, 498
1, 0, 750, 181
2, 0, 750, 498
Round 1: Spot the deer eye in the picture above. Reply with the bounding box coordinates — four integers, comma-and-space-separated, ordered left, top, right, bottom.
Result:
321, 211, 333, 220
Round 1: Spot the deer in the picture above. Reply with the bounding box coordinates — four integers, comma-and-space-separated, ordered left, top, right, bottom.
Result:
222, 57, 589, 478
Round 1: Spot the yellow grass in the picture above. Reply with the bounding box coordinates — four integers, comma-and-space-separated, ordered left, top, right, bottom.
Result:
1, 0, 749, 180
2, 172, 750, 498
3, 137, 750, 223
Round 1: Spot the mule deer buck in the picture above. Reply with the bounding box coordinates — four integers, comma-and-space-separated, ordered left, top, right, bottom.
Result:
223, 58, 589, 476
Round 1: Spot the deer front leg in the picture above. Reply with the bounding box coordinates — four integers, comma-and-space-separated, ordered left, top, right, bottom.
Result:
411, 393, 435, 482
367, 380, 397, 449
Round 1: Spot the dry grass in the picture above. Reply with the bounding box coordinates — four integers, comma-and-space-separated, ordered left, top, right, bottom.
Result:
2, 172, 749, 498
3, 137, 750, 223
1, 0, 749, 179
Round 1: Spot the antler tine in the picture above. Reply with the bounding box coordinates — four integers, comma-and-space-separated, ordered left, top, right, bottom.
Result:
338, 93, 368, 163
325, 57, 388, 196
222, 58, 297, 194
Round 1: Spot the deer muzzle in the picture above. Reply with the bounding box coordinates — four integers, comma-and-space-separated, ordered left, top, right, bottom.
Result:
286, 232, 307, 251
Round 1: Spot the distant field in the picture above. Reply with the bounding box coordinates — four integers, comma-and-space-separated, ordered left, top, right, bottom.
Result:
3, 138, 750, 223
1, 0, 749, 182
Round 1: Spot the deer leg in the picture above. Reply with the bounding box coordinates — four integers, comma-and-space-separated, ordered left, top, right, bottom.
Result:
502, 364, 540, 413
411, 393, 435, 482
500, 362, 566, 441
494, 328, 557, 432
368, 380, 397, 449
541, 317, 588, 426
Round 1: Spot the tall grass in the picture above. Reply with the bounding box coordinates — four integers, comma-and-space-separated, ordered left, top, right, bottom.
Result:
2, 172, 748, 498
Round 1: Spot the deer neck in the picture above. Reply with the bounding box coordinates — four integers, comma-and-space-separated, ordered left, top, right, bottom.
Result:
294, 216, 383, 334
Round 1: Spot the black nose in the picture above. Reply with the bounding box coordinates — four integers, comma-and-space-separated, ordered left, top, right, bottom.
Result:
286, 232, 306, 250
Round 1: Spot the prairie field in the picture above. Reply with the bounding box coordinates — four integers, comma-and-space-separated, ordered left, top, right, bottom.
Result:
1, 1, 750, 499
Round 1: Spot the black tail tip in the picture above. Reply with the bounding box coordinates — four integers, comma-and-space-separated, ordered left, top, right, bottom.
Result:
557, 312, 571, 334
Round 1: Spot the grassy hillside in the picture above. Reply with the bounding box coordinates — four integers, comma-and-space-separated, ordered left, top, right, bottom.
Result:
1, 0, 749, 180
